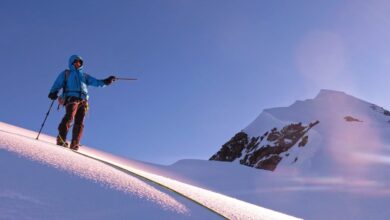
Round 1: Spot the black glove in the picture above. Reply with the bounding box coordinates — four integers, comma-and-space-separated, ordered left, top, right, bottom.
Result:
48, 92, 58, 100
103, 76, 116, 85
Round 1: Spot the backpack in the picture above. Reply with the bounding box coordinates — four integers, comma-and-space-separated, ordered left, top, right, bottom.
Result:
57, 69, 71, 107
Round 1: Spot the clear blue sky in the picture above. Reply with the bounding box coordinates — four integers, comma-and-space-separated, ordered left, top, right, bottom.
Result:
1, 0, 390, 164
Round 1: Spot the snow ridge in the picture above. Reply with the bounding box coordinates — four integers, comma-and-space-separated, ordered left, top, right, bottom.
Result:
0, 122, 301, 220
0, 125, 188, 214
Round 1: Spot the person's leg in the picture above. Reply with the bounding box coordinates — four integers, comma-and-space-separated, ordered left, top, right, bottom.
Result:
57, 102, 78, 146
70, 101, 87, 150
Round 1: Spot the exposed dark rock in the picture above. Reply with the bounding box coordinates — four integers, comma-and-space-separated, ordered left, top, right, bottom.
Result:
210, 120, 320, 172
255, 155, 281, 171
371, 105, 390, 117
344, 116, 363, 122
267, 129, 280, 142
246, 136, 260, 152
298, 136, 308, 147
209, 132, 248, 161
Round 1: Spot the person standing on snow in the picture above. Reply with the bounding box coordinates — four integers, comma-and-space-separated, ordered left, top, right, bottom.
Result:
48, 55, 116, 150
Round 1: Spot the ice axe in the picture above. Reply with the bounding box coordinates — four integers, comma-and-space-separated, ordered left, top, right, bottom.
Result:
115, 77, 138, 81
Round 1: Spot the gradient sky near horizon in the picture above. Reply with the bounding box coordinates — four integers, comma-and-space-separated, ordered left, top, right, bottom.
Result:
2, 0, 390, 164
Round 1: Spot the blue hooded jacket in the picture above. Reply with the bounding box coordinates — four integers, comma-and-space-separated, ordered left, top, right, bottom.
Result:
50, 55, 106, 100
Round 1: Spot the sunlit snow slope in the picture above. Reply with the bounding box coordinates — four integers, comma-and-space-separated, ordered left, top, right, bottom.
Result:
0, 122, 301, 220
205, 90, 390, 219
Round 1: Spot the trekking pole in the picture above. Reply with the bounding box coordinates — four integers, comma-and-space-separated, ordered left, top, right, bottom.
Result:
115, 77, 138, 81
36, 100, 55, 140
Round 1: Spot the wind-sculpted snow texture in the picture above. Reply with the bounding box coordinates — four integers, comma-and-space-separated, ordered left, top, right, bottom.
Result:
0, 123, 189, 215
0, 122, 301, 220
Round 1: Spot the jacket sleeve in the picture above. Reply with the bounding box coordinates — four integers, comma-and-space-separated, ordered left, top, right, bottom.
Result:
85, 74, 106, 87
50, 71, 65, 93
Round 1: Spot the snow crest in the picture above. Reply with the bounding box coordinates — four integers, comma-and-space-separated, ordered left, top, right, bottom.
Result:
0, 123, 189, 215
0, 122, 302, 220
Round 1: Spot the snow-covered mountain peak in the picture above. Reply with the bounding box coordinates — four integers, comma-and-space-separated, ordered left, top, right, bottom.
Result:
309, 89, 373, 114
259, 89, 387, 128
284, 89, 351, 109
271, 89, 365, 111
210, 89, 390, 175
314, 89, 348, 99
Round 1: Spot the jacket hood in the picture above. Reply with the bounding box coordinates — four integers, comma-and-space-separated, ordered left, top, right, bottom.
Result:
68, 55, 84, 70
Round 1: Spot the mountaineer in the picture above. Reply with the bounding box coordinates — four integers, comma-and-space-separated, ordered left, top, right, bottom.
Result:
48, 55, 116, 150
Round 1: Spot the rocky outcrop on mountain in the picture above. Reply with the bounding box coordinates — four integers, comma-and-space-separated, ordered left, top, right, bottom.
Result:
370, 104, 390, 122
209, 132, 247, 162
371, 105, 390, 117
209, 132, 258, 162
210, 90, 390, 174
344, 116, 363, 122
210, 120, 319, 171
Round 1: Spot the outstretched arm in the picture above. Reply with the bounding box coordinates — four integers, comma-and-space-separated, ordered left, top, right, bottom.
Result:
85, 74, 106, 87
86, 74, 116, 87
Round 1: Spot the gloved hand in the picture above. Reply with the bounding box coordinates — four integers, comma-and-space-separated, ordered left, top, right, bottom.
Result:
48, 92, 58, 100
103, 76, 116, 85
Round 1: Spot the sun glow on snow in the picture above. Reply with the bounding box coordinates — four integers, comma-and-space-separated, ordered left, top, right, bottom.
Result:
0, 122, 301, 220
